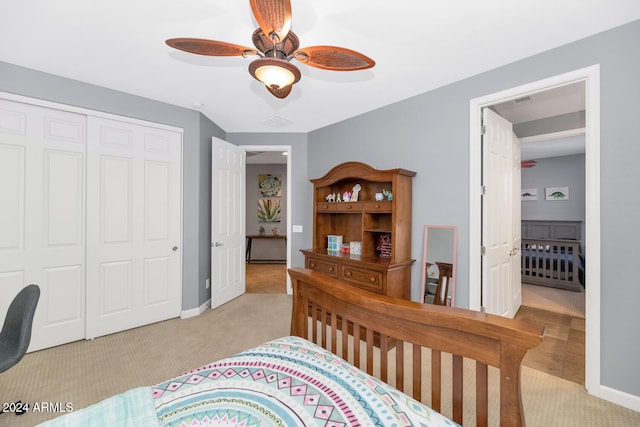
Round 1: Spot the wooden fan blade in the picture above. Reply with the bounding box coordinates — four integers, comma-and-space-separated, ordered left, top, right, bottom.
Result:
294, 46, 375, 71
249, 0, 292, 43
166, 38, 256, 56
266, 84, 293, 99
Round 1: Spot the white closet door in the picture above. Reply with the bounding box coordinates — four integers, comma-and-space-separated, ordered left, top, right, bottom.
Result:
85, 117, 182, 339
0, 99, 86, 351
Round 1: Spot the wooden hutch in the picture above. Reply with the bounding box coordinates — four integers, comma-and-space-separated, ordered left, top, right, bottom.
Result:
302, 162, 415, 300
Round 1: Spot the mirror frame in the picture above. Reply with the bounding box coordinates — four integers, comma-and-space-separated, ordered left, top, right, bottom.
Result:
421, 225, 458, 306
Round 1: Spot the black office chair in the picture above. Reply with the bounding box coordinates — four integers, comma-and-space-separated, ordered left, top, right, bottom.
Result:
0, 284, 40, 415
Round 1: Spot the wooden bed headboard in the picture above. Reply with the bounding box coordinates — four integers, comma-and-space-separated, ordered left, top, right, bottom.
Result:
289, 267, 545, 427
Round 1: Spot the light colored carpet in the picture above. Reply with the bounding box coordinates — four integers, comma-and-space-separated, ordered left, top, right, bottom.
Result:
2, 292, 638, 427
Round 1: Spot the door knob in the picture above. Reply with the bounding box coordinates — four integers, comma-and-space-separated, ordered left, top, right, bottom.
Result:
172, 246, 178, 251
214, 242, 224, 247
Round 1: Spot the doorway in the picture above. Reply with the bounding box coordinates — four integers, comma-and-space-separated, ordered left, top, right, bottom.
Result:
242, 145, 292, 294
469, 65, 601, 394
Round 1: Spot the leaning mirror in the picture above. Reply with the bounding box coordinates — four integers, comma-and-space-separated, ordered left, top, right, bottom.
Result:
421, 225, 458, 306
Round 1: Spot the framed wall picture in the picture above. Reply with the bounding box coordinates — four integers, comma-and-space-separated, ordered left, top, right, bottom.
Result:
258, 174, 282, 197
521, 188, 537, 201
258, 199, 281, 222
545, 186, 569, 201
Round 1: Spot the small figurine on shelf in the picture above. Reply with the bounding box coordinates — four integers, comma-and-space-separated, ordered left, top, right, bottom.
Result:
325, 193, 336, 202
258, 226, 265, 236
351, 184, 361, 201
336, 192, 342, 202
343, 191, 351, 202
375, 192, 384, 201
272, 227, 280, 236
382, 189, 393, 200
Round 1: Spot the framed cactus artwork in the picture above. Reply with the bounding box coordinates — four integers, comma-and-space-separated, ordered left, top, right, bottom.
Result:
258, 174, 282, 197
258, 199, 281, 222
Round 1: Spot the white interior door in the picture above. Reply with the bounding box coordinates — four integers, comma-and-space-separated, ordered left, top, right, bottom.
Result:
211, 137, 245, 309
86, 116, 182, 338
482, 108, 521, 318
511, 136, 523, 312
0, 99, 86, 351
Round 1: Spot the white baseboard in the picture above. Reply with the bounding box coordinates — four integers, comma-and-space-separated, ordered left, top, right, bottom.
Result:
592, 384, 640, 413
180, 299, 211, 319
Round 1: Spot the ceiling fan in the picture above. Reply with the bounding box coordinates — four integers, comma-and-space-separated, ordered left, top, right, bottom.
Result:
165, 0, 375, 99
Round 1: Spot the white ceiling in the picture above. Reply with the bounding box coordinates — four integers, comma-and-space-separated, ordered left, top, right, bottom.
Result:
493, 81, 587, 160
492, 82, 586, 125
1, 1, 639, 134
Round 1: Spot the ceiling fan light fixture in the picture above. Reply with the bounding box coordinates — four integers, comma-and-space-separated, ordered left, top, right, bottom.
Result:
249, 58, 300, 90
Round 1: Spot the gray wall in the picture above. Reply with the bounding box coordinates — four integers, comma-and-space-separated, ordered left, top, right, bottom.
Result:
246, 163, 287, 261
0, 60, 226, 312
521, 154, 586, 222
308, 20, 640, 396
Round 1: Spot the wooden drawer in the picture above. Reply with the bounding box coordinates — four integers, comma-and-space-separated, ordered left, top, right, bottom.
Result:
362, 201, 392, 212
306, 257, 338, 277
341, 265, 383, 294
336, 202, 362, 212
316, 202, 336, 212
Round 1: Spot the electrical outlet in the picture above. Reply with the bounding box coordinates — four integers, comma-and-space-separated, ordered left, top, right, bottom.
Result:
205, 278, 210, 289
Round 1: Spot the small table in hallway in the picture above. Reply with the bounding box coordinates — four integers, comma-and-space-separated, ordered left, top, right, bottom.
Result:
246, 234, 287, 263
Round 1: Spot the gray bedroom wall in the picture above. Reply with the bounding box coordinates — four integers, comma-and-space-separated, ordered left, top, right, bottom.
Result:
226, 133, 311, 268
521, 154, 586, 222
308, 20, 640, 396
0, 60, 225, 312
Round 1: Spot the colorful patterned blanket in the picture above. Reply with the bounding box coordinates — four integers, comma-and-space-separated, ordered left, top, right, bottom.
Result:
40, 336, 458, 426
152, 336, 458, 426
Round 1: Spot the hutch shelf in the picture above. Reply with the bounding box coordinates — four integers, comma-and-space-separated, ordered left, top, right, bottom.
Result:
302, 162, 416, 300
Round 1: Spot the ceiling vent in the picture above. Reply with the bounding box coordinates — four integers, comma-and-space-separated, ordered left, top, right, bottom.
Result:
262, 115, 293, 128
514, 95, 533, 104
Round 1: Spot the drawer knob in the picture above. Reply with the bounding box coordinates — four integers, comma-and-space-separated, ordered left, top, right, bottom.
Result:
370, 277, 376, 282
375, 204, 380, 208
345, 271, 352, 276
329, 267, 334, 272
310, 262, 316, 268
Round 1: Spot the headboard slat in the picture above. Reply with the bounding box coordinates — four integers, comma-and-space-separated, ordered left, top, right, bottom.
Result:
476, 361, 489, 427
453, 354, 464, 424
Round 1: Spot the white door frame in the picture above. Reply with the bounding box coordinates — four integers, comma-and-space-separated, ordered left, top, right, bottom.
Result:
469, 65, 602, 396
240, 145, 292, 294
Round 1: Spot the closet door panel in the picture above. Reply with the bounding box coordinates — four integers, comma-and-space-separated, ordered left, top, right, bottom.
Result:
44, 149, 84, 248
43, 265, 83, 326
100, 155, 133, 244
0, 99, 86, 351
100, 260, 133, 315
86, 117, 181, 339
0, 144, 25, 251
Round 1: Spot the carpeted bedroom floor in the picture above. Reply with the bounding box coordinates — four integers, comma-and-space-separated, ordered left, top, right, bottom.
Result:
3, 268, 638, 426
